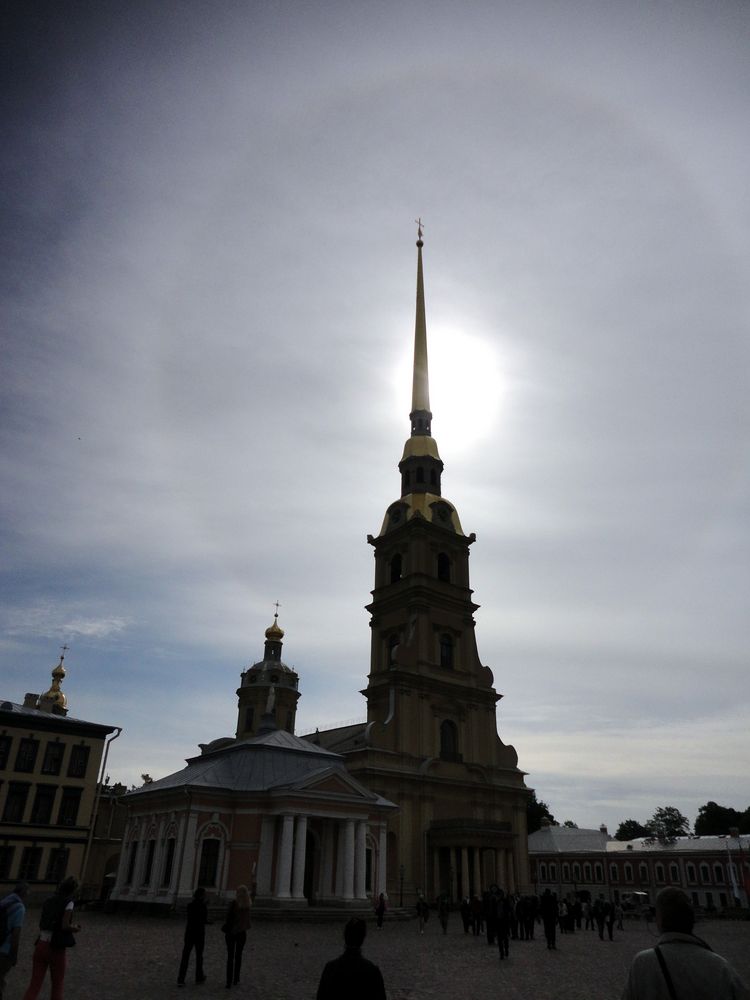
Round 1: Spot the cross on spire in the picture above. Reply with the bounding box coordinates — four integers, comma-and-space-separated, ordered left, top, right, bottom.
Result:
415, 217, 424, 241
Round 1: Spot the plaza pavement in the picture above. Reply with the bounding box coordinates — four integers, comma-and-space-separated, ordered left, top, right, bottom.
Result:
6, 910, 750, 1000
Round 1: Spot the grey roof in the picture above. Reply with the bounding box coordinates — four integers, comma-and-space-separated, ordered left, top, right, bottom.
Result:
0, 699, 116, 735
528, 825, 612, 854
607, 835, 748, 854
127, 727, 395, 809
302, 723, 368, 754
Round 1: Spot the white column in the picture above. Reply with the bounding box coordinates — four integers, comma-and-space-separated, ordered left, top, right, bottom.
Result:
291, 815, 308, 899
168, 815, 186, 899
335, 823, 346, 898
377, 824, 387, 896
321, 823, 335, 899
354, 821, 367, 899
342, 820, 355, 900
275, 815, 295, 898
461, 847, 470, 900
133, 838, 148, 891
177, 812, 199, 897
256, 816, 276, 897
112, 824, 133, 896
473, 847, 482, 895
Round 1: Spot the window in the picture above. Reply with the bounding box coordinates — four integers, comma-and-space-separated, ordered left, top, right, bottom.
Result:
45, 848, 68, 883
126, 842, 138, 884
19, 846, 42, 881
699, 864, 710, 884
539, 862, 548, 881
719, 892, 728, 908
2, 782, 30, 822
0, 846, 14, 880
655, 863, 665, 883
437, 553, 451, 582
669, 862, 679, 883
387, 634, 399, 666
584, 863, 592, 881
416, 468, 424, 484
244, 706, 254, 731
439, 720, 459, 761
390, 554, 402, 583
562, 863, 570, 881
686, 863, 696, 883
198, 839, 220, 887
573, 863, 581, 882
30, 785, 57, 825
639, 863, 649, 883
143, 840, 156, 885
15, 737, 40, 773
713, 864, 724, 884
691, 891, 699, 906
430, 469, 437, 485
57, 788, 82, 827
0, 735, 12, 769
610, 863, 619, 882
624, 863, 633, 883
161, 838, 176, 887
549, 863, 557, 880
439, 634, 454, 669
67, 745, 90, 779
41, 741, 65, 775
594, 863, 603, 882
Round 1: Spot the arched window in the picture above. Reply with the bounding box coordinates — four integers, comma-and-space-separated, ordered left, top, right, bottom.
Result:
686, 863, 696, 883
573, 863, 581, 882
387, 634, 399, 667
713, 863, 724, 883
700, 863, 710, 884
610, 864, 619, 882
430, 468, 437, 485
404, 470, 411, 487
584, 862, 592, 881
624, 863, 633, 883
669, 862, 679, 883
416, 467, 424, 483
439, 634, 454, 668
540, 862, 548, 881
437, 553, 451, 582
440, 720, 458, 760
562, 863, 570, 881
639, 862, 649, 883
245, 706, 254, 731
655, 863, 665, 883
198, 839, 220, 887
594, 863, 604, 882
390, 553, 402, 583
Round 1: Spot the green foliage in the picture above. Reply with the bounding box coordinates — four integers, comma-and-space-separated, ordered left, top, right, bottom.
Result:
615, 818, 650, 841
694, 801, 750, 836
527, 789, 555, 833
563, 820, 578, 828
645, 806, 690, 845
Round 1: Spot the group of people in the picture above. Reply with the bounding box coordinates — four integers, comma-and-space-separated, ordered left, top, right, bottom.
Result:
0, 876, 80, 1000
2, 880, 748, 999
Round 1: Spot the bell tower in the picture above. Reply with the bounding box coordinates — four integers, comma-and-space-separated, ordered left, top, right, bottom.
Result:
236, 612, 300, 739
346, 225, 530, 900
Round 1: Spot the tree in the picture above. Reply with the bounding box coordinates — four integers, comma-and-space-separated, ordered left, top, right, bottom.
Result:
695, 801, 750, 836
646, 806, 690, 845
527, 790, 555, 833
563, 820, 578, 828
615, 819, 650, 841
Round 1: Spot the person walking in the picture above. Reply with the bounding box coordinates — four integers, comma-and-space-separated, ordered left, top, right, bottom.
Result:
416, 894, 429, 934
374, 893, 386, 930
437, 893, 449, 935
495, 890, 510, 960
622, 887, 749, 1000
177, 887, 209, 987
316, 917, 386, 1000
22, 877, 80, 1000
0, 882, 28, 1000
540, 888, 558, 951
223, 884, 251, 989
593, 894, 606, 940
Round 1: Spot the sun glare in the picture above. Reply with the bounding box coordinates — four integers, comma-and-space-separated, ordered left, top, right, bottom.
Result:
394, 325, 504, 455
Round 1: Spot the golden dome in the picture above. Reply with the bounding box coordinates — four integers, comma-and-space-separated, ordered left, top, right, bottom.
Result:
265, 615, 284, 641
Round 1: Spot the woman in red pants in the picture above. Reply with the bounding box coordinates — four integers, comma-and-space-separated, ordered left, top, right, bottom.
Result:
23, 877, 80, 1000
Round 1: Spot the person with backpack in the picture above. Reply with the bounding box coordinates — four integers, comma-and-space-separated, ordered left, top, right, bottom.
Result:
0, 882, 28, 999
22, 876, 80, 1000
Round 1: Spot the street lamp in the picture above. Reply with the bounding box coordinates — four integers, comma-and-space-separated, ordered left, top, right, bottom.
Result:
399, 864, 405, 908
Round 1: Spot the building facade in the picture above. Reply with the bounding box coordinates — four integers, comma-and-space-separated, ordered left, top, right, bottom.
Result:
529, 821, 750, 911
110, 621, 396, 909
0, 654, 119, 900
307, 230, 530, 902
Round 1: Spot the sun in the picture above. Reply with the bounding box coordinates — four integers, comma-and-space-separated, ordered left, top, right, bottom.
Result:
394, 324, 504, 455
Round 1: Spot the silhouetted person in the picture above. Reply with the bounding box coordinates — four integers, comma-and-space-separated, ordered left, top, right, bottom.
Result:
540, 889, 558, 950
316, 917, 386, 1000
177, 887, 208, 987
223, 884, 251, 988
0, 882, 28, 1000
375, 893, 386, 929
622, 887, 749, 1000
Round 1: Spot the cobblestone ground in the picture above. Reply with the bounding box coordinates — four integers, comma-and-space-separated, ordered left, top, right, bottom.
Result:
6, 911, 750, 1000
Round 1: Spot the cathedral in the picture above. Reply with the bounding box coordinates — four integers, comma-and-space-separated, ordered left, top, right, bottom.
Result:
308, 226, 530, 901
109, 229, 529, 909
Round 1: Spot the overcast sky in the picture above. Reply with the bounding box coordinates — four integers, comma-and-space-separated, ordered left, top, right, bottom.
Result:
2, 0, 748, 833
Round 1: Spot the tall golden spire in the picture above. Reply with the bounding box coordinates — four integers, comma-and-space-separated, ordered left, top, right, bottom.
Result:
411, 218, 430, 416
40, 646, 68, 713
